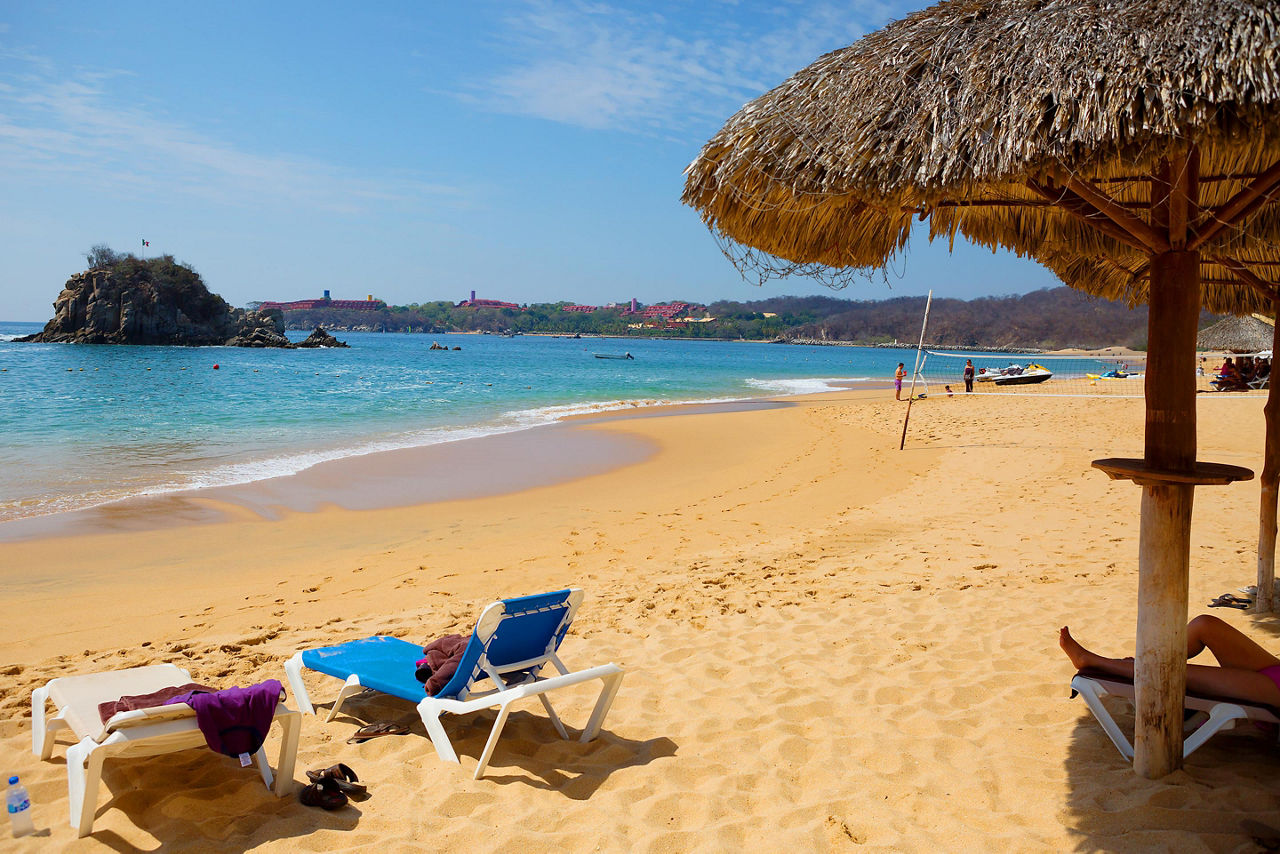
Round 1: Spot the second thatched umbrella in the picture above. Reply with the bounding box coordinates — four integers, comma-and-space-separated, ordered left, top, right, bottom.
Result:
684, 0, 1280, 778
1196, 315, 1276, 353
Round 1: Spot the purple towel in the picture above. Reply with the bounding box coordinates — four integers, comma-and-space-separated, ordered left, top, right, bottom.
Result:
165, 679, 283, 758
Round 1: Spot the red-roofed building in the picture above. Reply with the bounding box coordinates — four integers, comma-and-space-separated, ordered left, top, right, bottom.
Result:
259, 290, 385, 311
456, 290, 522, 310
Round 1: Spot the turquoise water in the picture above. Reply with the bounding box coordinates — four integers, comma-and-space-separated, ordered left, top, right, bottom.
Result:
0, 321, 1006, 523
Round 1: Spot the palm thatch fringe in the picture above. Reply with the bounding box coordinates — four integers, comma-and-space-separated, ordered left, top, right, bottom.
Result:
1197, 314, 1277, 352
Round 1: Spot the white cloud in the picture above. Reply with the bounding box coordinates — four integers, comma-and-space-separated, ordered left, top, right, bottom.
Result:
0, 57, 469, 213
463, 0, 901, 134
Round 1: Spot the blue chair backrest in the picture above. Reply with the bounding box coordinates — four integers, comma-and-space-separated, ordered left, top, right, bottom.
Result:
433, 589, 581, 700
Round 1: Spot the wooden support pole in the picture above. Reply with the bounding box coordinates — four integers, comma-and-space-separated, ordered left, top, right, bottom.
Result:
1259, 295, 1280, 613
1025, 181, 1151, 254
1133, 248, 1200, 779
1188, 158, 1280, 251
1057, 170, 1172, 254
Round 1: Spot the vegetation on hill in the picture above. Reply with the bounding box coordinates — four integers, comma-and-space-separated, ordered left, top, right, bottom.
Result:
275, 287, 1223, 349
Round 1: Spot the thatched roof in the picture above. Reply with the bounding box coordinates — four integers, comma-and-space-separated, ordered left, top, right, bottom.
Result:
1197, 314, 1276, 352
682, 0, 1280, 313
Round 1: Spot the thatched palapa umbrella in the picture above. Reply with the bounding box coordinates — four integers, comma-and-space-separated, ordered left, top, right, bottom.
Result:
1196, 314, 1275, 353
683, 0, 1280, 778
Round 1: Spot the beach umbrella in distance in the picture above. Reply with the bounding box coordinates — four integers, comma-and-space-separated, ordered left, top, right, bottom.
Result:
1195, 314, 1275, 354
682, 0, 1280, 778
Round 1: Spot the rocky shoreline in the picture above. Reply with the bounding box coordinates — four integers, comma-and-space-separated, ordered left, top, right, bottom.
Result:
17, 262, 347, 348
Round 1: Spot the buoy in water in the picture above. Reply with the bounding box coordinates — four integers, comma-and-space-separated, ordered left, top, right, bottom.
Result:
212, 364, 219, 370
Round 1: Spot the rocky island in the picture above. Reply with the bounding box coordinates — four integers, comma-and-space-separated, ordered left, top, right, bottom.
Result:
17, 247, 345, 348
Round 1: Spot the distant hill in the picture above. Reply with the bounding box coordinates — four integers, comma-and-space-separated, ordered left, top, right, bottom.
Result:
273, 287, 1225, 350
712, 288, 1183, 350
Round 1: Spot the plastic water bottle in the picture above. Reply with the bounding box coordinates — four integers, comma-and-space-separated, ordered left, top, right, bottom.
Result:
7, 776, 33, 838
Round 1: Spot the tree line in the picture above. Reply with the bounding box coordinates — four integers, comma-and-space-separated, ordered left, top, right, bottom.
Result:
274, 287, 1219, 349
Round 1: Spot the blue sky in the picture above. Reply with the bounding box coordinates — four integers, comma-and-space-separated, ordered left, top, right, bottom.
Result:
0, 0, 1060, 321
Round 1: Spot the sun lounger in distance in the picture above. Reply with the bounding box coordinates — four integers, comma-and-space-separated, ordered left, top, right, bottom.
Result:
1071, 668, 1280, 760
284, 588, 624, 779
32, 664, 300, 838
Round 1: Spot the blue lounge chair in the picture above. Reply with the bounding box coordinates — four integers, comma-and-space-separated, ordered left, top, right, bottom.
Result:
284, 589, 624, 779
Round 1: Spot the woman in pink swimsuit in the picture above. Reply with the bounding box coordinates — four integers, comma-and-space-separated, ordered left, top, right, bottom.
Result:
1060, 615, 1280, 706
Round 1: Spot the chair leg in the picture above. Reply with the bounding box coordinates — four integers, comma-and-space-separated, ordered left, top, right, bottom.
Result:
283, 654, 314, 716
273, 708, 300, 797
580, 669, 625, 743
416, 701, 460, 765
253, 748, 274, 789
474, 703, 515, 780
1182, 703, 1247, 757
67, 738, 106, 838
538, 694, 569, 740
1071, 677, 1135, 760
326, 676, 364, 723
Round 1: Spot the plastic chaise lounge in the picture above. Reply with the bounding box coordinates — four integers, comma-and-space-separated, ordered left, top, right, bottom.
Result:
32, 664, 301, 838
1070, 668, 1280, 760
284, 588, 624, 779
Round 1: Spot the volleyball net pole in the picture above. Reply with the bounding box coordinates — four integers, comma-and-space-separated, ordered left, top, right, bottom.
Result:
899, 290, 933, 451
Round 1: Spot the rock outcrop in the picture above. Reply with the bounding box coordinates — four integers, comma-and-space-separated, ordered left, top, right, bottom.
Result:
296, 326, 349, 348
16, 260, 292, 348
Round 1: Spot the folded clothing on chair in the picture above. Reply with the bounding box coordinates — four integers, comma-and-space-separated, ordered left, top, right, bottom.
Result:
416, 634, 470, 696
165, 679, 285, 758
98, 683, 217, 725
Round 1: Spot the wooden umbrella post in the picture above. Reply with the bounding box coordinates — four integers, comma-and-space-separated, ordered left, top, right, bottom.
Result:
1258, 294, 1280, 613
1132, 247, 1200, 778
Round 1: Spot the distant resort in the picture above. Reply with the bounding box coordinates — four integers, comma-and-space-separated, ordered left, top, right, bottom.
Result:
242, 285, 1168, 349
251, 290, 719, 334
255, 290, 387, 313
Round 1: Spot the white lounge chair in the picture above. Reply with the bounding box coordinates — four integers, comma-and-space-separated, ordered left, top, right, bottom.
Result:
32, 664, 300, 838
285, 588, 624, 779
1071, 668, 1280, 760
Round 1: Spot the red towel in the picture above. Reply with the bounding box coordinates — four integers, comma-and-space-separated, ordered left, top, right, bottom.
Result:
98, 683, 217, 725
418, 634, 470, 696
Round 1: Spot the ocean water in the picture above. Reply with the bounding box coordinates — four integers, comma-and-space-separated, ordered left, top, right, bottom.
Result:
0, 321, 943, 524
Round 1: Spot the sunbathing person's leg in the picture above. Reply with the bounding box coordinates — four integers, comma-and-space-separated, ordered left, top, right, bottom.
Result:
1184, 662, 1280, 706
1185, 614, 1280, 670
1061, 621, 1280, 707
1059, 626, 1134, 677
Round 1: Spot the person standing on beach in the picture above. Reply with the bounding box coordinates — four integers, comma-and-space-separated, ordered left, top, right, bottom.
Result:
894, 362, 906, 400
963, 359, 975, 393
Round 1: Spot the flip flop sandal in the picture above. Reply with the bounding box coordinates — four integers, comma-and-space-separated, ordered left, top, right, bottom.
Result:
347, 721, 410, 744
307, 763, 367, 796
299, 782, 348, 810
1209, 595, 1249, 609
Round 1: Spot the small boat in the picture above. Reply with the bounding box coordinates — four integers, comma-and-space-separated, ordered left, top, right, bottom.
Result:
978, 363, 1053, 385
594, 352, 634, 360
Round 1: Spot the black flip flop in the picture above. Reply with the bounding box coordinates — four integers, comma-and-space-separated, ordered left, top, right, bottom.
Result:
347, 721, 410, 744
299, 782, 347, 810
307, 763, 367, 797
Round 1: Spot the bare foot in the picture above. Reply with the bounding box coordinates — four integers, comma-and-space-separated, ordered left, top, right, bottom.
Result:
1059, 626, 1095, 670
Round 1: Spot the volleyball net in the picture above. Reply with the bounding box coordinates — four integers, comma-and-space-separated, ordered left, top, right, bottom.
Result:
917, 351, 1149, 398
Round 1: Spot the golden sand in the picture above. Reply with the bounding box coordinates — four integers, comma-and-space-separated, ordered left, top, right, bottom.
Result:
2, 388, 1279, 851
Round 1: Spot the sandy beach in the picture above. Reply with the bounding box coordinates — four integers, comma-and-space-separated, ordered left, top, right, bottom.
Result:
3, 387, 1280, 851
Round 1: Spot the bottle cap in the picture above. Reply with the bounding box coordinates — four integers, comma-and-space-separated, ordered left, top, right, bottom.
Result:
7, 776, 16, 785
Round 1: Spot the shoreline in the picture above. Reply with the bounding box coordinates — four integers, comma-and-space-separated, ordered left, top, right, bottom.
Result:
0, 380, 883, 541
0, 398, 799, 543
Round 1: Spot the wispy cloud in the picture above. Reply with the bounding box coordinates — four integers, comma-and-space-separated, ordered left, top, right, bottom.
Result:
0, 55, 469, 213
462, 0, 901, 134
